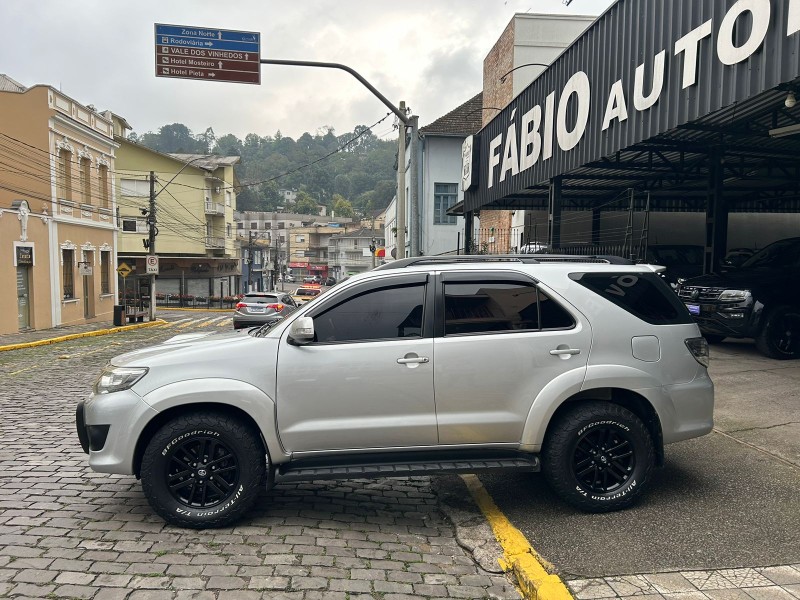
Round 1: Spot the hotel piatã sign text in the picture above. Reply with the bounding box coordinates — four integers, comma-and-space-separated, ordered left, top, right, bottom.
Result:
464, 0, 800, 206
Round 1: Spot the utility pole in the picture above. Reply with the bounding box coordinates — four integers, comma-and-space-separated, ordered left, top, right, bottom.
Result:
397, 101, 407, 259
409, 114, 420, 257
370, 213, 377, 269
147, 171, 157, 321
247, 230, 255, 293
272, 212, 278, 292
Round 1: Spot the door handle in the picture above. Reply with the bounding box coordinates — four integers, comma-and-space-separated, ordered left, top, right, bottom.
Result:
549, 348, 581, 356
397, 356, 429, 364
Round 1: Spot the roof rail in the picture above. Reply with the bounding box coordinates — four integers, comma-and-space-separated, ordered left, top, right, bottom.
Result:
373, 254, 634, 271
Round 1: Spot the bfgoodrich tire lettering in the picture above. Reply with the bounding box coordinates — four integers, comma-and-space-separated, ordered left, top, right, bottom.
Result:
140, 411, 265, 528
755, 305, 800, 360
543, 402, 654, 512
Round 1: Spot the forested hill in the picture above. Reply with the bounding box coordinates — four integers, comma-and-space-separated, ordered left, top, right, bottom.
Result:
128, 123, 398, 217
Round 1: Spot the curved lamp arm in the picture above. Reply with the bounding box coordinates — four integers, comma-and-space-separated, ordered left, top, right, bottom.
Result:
499, 63, 550, 84
154, 155, 209, 199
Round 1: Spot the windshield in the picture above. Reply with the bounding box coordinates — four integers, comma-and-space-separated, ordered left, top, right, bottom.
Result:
649, 246, 703, 267
740, 238, 800, 269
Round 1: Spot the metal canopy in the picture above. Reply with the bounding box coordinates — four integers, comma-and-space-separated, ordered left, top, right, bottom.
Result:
483, 85, 800, 215
463, 0, 800, 217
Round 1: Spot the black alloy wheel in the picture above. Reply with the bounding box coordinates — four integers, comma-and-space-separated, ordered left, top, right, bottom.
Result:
571, 423, 635, 495
165, 435, 239, 509
543, 401, 654, 513
140, 411, 265, 528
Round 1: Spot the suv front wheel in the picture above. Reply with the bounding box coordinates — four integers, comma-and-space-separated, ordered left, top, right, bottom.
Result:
543, 402, 654, 512
140, 411, 266, 528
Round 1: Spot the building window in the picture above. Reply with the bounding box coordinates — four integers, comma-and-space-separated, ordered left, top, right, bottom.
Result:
250, 222, 258, 229
226, 223, 232, 238
80, 157, 92, 204
225, 190, 232, 206
121, 218, 146, 233
237, 222, 244, 229
99, 165, 110, 209
58, 151, 72, 201
100, 251, 110, 294
62, 249, 75, 299
119, 178, 149, 197
434, 183, 458, 225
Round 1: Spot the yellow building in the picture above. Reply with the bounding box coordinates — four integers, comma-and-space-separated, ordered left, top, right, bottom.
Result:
114, 135, 241, 305
0, 75, 119, 335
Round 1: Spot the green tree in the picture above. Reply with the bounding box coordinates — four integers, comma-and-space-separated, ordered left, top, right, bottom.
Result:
331, 194, 354, 218
294, 191, 319, 215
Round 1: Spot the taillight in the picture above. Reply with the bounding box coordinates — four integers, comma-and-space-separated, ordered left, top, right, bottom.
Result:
266, 303, 284, 311
685, 337, 709, 368
235, 302, 246, 309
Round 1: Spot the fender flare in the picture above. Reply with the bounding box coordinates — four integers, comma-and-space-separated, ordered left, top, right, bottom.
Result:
520, 364, 665, 451
141, 378, 288, 464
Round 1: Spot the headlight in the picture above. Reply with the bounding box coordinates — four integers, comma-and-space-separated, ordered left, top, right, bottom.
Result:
93, 365, 148, 395
718, 289, 751, 301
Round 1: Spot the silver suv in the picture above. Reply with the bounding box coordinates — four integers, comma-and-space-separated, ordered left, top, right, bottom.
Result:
77, 255, 714, 528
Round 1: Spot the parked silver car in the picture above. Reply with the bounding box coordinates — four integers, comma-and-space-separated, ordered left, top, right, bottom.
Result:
77, 255, 714, 528
232, 292, 298, 330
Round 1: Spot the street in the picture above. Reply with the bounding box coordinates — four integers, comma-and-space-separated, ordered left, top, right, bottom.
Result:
1, 313, 799, 599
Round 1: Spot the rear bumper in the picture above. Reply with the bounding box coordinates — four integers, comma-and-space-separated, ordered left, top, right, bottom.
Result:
659, 372, 715, 445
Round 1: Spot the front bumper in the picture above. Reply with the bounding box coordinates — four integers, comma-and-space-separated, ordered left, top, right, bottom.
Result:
76, 390, 159, 475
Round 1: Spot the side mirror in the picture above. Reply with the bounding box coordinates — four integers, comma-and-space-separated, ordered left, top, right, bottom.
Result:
287, 316, 315, 345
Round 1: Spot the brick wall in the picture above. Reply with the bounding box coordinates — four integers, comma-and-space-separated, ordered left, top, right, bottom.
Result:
479, 17, 516, 252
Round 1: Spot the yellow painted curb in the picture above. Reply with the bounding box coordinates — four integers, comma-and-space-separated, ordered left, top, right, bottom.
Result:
158, 307, 232, 312
0, 319, 168, 352
461, 474, 574, 600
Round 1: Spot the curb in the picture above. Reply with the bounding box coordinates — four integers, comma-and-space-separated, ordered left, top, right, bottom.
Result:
158, 307, 232, 312
461, 474, 573, 600
0, 319, 168, 352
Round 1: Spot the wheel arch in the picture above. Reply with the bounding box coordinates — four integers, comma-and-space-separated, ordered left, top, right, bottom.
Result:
133, 402, 270, 478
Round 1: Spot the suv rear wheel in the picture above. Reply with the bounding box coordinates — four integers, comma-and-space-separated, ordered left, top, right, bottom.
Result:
140, 411, 265, 528
543, 402, 654, 512
755, 305, 800, 360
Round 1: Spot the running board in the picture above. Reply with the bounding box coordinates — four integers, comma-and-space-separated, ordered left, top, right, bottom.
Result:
273, 454, 540, 484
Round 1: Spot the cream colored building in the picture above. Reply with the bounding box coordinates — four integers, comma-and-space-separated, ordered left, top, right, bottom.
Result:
0, 74, 119, 335
114, 135, 241, 302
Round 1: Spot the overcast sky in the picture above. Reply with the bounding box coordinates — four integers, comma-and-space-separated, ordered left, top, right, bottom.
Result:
3, 0, 615, 143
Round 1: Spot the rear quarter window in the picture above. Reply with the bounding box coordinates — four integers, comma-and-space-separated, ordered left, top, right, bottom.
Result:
571, 272, 693, 325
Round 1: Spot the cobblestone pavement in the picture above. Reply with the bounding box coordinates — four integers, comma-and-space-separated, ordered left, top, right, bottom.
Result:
0, 317, 521, 600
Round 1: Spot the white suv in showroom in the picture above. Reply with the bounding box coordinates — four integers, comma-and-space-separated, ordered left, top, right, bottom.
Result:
77, 255, 714, 528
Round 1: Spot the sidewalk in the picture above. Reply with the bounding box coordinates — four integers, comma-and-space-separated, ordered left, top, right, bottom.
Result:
0, 318, 166, 351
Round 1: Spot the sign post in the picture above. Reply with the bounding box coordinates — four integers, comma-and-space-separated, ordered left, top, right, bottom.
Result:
146, 255, 159, 275
155, 24, 260, 85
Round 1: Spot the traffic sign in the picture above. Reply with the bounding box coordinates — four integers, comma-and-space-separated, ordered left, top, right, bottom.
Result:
146, 255, 159, 275
155, 23, 260, 85
117, 262, 132, 278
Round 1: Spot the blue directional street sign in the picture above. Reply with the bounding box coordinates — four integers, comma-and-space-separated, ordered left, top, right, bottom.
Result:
154, 23, 261, 85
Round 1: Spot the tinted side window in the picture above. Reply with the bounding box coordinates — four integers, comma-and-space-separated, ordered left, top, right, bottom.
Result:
313, 283, 425, 343
573, 272, 693, 325
443, 281, 574, 335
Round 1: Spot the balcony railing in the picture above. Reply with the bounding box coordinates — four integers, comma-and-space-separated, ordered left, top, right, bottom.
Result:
205, 236, 225, 249
205, 201, 225, 215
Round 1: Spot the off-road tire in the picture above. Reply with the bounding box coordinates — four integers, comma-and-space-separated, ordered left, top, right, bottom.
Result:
755, 305, 800, 360
543, 402, 654, 513
140, 411, 265, 529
